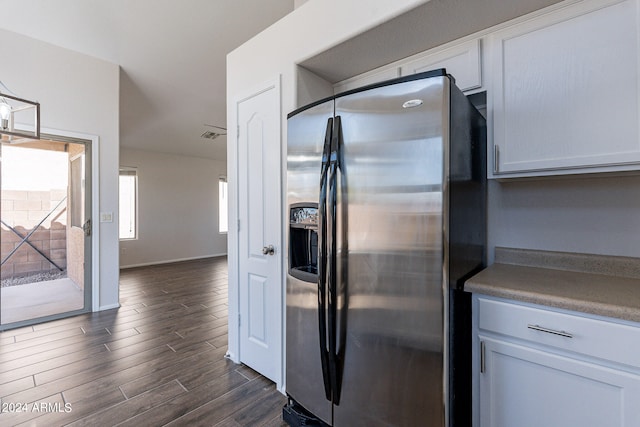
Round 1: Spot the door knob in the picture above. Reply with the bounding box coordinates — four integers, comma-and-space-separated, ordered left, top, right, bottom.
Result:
83, 219, 92, 237
262, 245, 275, 256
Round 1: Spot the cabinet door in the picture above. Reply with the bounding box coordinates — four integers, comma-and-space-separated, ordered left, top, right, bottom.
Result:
489, 0, 640, 177
479, 337, 640, 427
401, 39, 482, 92
333, 66, 401, 94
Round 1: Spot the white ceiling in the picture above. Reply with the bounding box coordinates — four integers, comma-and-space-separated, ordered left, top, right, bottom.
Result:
0, 0, 294, 160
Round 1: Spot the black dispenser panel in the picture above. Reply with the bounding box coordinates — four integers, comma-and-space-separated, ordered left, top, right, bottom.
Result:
289, 203, 318, 283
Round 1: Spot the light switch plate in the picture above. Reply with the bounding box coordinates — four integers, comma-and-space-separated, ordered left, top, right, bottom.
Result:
100, 212, 113, 223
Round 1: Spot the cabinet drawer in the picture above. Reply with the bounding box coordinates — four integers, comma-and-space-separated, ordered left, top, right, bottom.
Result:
478, 297, 640, 369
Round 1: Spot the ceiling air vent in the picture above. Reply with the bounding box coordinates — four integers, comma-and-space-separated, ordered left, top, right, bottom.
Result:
201, 125, 227, 140
201, 131, 222, 140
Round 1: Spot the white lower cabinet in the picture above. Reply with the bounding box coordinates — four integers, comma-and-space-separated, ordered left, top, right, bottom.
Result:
479, 338, 640, 427
473, 296, 640, 427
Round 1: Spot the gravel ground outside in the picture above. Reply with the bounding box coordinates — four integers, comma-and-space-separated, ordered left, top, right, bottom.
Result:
1, 270, 68, 288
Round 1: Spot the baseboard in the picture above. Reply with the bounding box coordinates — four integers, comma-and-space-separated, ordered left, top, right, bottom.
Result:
224, 350, 240, 364
120, 253, 227, 269
98, 302, 121, 311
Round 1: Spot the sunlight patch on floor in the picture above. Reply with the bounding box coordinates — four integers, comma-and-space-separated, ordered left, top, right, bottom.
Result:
1, 278, 83, 324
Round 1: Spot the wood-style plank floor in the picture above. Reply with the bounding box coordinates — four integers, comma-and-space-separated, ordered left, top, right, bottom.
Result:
0, 257, 287, 426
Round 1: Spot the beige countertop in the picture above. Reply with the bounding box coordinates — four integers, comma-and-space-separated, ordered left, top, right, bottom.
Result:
465, 248, 640, 323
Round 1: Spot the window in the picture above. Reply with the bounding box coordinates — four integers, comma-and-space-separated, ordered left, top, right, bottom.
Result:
219, 177, 228, 233
119, 169, 137, 239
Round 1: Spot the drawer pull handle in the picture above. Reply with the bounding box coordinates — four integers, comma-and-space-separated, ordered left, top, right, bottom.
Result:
527, 324, 573, 338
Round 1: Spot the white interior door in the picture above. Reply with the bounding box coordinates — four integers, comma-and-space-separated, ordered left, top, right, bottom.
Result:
236, 80, 281, 383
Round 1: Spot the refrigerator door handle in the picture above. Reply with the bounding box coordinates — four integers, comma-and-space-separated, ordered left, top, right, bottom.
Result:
336, 115, 348, 405
317, 117, 333, 402
327, 115, 344, 405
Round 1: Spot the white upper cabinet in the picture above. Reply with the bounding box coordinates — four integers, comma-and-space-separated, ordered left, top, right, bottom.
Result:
333, 38, 482, 94
401, 39, 482, 93
488, 0, 640, 177
333, 66, 401, 94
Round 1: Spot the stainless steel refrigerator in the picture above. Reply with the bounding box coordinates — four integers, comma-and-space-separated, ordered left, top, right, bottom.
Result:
284, 69, 486, 427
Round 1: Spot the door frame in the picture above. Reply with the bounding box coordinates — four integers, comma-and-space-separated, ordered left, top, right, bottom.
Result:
229, 76, 283, 390
0, 127, 100, 329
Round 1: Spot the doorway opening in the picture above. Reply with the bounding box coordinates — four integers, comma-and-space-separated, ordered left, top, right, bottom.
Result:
0, 135, 91, 329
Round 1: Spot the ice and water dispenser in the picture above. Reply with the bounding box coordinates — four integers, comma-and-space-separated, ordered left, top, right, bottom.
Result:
288, 203, 318, 283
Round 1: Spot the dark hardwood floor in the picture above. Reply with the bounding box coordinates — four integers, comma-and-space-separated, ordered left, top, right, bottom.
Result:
0, 257, 287, 426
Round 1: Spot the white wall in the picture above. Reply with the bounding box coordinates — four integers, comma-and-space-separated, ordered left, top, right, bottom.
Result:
1, 29, 120, 311
488, 175, 640, 262
119, 148, 227, 268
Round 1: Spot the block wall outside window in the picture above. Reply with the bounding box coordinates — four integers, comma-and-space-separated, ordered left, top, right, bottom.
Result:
1, 189, 67, 280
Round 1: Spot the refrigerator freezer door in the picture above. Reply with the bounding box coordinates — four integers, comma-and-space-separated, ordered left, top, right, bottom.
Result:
333, 77, 449, 426
286, 99, 334, 424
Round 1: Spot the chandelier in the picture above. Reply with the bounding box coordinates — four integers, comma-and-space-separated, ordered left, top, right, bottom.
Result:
0, 84, 40, 141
